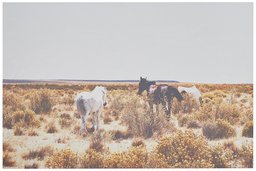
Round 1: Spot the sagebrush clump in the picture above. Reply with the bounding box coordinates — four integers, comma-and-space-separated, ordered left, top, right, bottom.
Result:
121, 96, 174, 138
202, 119, 236, 140
242, 121, 253, 138
80, 149, 104, 168
154, 130, 213, 168
45, 149, 79, 168
30, 89, 54, 114
104, 146, 148, 168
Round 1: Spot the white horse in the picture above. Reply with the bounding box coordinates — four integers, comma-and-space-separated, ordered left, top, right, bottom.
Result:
75, 86, 107, 133
178, 85, 202, 105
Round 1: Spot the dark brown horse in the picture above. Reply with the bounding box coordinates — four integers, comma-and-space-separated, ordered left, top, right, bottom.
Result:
137, 77, 183, 119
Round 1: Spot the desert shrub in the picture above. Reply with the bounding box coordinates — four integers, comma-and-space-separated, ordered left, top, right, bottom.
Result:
4, 108, 39, 129
193, 102, 215, 123
187, 120, 201, 129
24, 162, 39, 169
3, 90, 28, 129
211, 144, 232, 168
80, 149, 104, 168
3, 142, 15, 152
56, 137, 69, 144
103, 114, 112, 124
3, 152, 16, 167
3, 91, 26, 111
212, 90, 227, 98
109, 93, 127, 117
12, 109, 40, 128
104, 146, 148, 168
240, 108, 253, 124
27, 129, 38, 136
23, 146, 53, 160
61, 95, 74, 105
58, 113, 73, 128
121, 96, 174, 138
202, 122, 220, 140
30, 89, 54, 114
216, 119, 236, 138
154, 130, 213, 168
202, 92, 216, 101
215, 103, 240, 125
147, 152, 169, 168
3, 107, 13, 129
89, 132, 106, 152
13, 122, 25, 136
3, 142, 16, 167
240, 145, 253, 168
111, 130, 131, 140
46, 122, 58, 133
132, 138, 145, 147
242, 121, 253, 138
45, 149, 79, 168
177, 114, 194, 127
203, 119, 236, 140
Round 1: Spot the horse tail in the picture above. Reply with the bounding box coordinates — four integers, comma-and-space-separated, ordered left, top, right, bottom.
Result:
76, 98, 87, 115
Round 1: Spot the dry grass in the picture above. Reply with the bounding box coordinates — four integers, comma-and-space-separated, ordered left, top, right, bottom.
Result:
30, 89, 55, 114
58, 113, 73, 128
242, 121, 253, 138
2, 82, 253, 168
80, 149, 104, 168
45, 148, 79, 168
24, 162, 39, 169
88, 132, 107, 152
3, 152, 16, 167
111, 130, 131, 140
23, 146, 54, 160
45, 121, 58, 133
202, 119, 236, 140
3, 142, 16, 167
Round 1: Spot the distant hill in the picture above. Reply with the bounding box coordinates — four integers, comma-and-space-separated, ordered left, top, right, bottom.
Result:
3, 79, 179, 84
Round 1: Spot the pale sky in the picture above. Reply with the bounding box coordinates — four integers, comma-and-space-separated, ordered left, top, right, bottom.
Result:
3, 3, 253, 83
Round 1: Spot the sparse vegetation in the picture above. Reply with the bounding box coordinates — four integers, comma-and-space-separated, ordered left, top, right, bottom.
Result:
46, 121, 58, 133
80, 149, 104, 168
202, 119, 236, 140
30, 89, 54, 114
45, 148, 79, 168
153, 130, 213, 168
242, 121, 253, 138
58, 113, 73, 128
23, 146, 54, 160
2, 83, 253, 168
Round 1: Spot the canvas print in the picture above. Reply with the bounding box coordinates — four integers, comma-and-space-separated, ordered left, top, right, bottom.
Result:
3, 3, 253, 168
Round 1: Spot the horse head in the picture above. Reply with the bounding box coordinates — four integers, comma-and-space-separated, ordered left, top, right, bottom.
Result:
137, 77, 149, 95
95, 86, 108, 106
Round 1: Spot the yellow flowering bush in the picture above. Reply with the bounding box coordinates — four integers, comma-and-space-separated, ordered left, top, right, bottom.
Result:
154, 130, 213, 168
80, 149, 104, 168
45, 149, 79, 168
104, 146, 148, 168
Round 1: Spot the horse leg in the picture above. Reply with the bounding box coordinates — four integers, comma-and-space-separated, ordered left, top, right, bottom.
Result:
156, 104, 159, 114
80, 113, 87, 134
167, 99, 173, 120
91, 111, 100, 132
95, 111, 100, 131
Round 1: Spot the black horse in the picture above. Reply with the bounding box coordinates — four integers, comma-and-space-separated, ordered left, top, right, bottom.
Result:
137, 77, 183, 119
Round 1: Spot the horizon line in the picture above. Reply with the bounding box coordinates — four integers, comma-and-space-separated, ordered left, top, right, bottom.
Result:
2, 79, 253, 85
